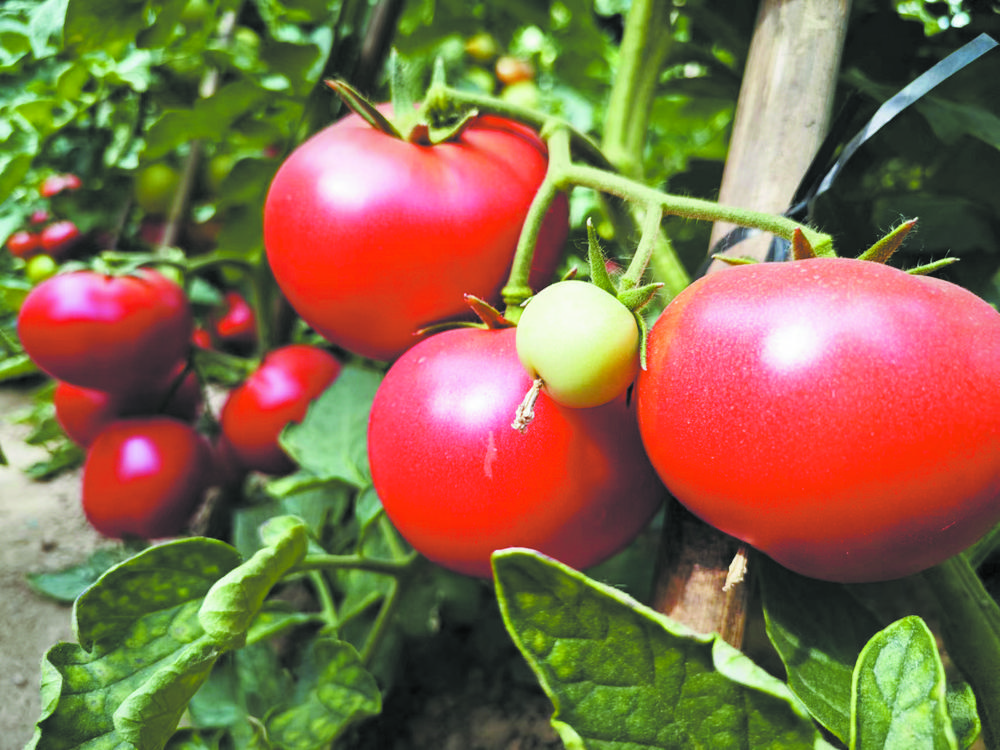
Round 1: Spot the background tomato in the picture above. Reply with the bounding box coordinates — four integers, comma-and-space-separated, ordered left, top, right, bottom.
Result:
81, 417, 210, 539
219, 344, 342, 475
39, 220, 81, 258
134, 163, 181, 216
263, 109, 569, 361
6, 230, 42, 259
210, 291, 257, 352
25, 254, 58, 284
39, 173, 81, 198
637, 257, 1000, 583
17, 268, 193, 392
54, 367, 202, 447
368, 326, 665, 578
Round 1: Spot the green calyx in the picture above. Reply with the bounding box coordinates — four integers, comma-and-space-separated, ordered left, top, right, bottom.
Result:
325, 55, 479, 146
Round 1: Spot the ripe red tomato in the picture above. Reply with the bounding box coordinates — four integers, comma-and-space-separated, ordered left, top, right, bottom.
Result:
210, 291, 257, 351
368, 327, 665, 578
81, 417, 210, 539
219, 344, 342, 475
54, 366, 202, 448
17, 268, 193, 392
637, 257, 1000, 583
39, 173, 81, 198
7, 230, 42, 259
39, 220, 82, 258
263, 109, 568, 361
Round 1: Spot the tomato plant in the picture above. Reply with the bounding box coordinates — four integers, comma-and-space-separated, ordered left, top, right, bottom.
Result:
17, 268, 194, 392
516, 279, 639, 408
637, 257, 1000, 583
54, 366, 202, 448
25, 254, 58, 284
219, 344, 342, 475
81, 416, 211, 539
368, 326, 665, 578
263, 108, 569, 361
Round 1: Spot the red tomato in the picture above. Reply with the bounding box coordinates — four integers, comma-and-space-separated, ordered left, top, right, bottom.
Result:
39, 173, 81, 198
637, 257, 1000, 583
54, 366, 202, 447
368, 327, 665, 578
263, 109, 568, 361
219, 344, 342, 475
81, 417, 210, 539
29, 209, 50, 225
6, 230, 42, 259
191, 326, 214, 349
17, 269, 193, 392
210, 291, 257, 351
39, 220, 82, 259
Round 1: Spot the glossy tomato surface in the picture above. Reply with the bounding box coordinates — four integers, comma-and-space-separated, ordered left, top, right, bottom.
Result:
637, 257, 1000, 582
210, 290, 257, 351
6, 230, 42, 259
81, 417, 210, 539
54, 366, 202, 447
17, 269, 193, 392
368, 327, 665, 578
39, 220, 82, 258
263, 110, 568, 361
220, 344, 341, 475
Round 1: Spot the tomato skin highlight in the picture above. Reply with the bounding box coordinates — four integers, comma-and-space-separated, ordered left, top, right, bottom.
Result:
368, 327, 665, 578
263, 109, 568, 362
636, 257, 1000, 583
81, 417, 211, 539
17, 269, 194, 392
219, 344, 341, 475
6, 230, 42, 259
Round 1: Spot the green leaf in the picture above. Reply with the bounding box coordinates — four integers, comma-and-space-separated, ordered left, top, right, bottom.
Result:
265, 638, 382, 748
198, 516, 309, 648
26, 545, 146, 603
280, 362, 383, 488
759, 557, 883, 742
492, 548, 831, 750
63, 0, 150, 55
27, 538, 242, 749
851, 616, 958, 750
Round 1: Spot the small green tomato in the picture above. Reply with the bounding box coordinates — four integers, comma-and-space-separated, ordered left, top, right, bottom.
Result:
515, 279, 639, 408
25, 254, 58, 284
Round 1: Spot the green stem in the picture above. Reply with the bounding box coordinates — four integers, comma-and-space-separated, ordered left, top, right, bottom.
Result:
501, 125, 572, 318
560, 162, 834, 257
601, 0, 674, 179
294, 552, 415, 576
619, 203, 664, 292
308, 570, 340, 633
921, 555, 1000, 749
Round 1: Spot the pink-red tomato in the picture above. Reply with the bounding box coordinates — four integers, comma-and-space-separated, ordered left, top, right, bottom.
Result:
6, 230, 42, 259
29, 209, 50, 225
17, 268, 193, 392
368, 326, 665, 578
263, 109, 568, 361
81, 417, 210, 539
637, 257, 1000, 583
39, 220, 82, 259
210, 291, 257, 351
219, 344, 342, 475
39, 173, 81, 198
54, 366, 202, 448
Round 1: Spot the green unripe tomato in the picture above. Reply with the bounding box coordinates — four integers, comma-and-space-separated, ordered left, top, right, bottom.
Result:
25, 254, 58, 284
515, 280, 639, 408
135, 163, 181, 216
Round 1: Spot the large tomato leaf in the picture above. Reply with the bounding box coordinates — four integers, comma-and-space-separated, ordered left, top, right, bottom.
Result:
25, 518, 312, 749
280, 362, 383, 489
851, 616, 959, 749
760, 557, 981, 749
492, 548, 833, 750
266, 638, 382, 748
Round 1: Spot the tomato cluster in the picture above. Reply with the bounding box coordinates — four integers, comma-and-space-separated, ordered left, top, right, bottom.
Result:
4, 173, 84, 268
